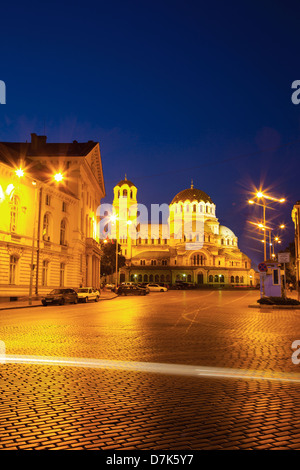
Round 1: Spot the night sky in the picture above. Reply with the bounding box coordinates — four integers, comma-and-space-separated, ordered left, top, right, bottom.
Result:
1, 0, 300, 267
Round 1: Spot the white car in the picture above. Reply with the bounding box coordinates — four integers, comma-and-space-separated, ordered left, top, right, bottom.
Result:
105, 283, 116, 290
146, 283, 168, 292
77, 287, 100, 302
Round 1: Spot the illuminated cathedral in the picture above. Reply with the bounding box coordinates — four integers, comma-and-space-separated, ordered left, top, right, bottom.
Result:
112, 177, 252, 286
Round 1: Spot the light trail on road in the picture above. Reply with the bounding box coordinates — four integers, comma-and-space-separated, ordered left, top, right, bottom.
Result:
2, 354, 300, 384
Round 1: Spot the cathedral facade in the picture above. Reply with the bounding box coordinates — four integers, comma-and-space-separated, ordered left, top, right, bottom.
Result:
111, 178, 252, 286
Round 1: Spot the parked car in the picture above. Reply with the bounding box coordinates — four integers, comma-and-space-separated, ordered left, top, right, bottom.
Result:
41, 288, 78, 306
117, 285, 147, 296
105, 283, 116, 290
174, 282, 195, 290
77, 287, 100, 303
146, 283, 168, 292
137, 283, 150, 293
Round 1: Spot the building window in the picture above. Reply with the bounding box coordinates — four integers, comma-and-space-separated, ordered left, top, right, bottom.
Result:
209, 275, 213, 283
60, 263, 65, 286
245, 262, 248, 268
9, 255, 18, 284
187, 274, 192, 282
220, 274, 225, 283
231, 276, 234, 283
62, 201, 67, 212
60, 219, 67, 245
162, 259, 167, 266
144, 274, 148, 283
43, 213, 50, 240
45, 194, 51, 206
149, 274, 153, 282
155, 274, 159, 282
10, 195, 19, 233
123, 189, 127, 197
240, 276, 244, 283
151, 260, 156, 266
138, 274, 142, 282
140, 260, 145, 265
42, 260, 49, 286
214, 275, 219, 282
235, 276, 239, 284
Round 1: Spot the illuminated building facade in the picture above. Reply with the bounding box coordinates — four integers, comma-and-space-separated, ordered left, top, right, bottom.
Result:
112, 178, 252, 286
0, 133, 105, 298
292, 201, 300, 293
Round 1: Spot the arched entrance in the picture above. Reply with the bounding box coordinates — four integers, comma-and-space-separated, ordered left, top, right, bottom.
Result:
197, 273, 204, 285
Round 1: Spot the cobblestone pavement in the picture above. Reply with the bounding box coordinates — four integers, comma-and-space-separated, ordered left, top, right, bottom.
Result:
1, 289, 300, 450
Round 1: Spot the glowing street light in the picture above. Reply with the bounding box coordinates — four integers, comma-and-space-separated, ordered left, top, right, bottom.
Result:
248, 189, 286, 261
15, 168, 24, 178
54, 173, 63, 182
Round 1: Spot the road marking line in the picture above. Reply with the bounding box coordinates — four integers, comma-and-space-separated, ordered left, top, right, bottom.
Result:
2, 354, 300, 384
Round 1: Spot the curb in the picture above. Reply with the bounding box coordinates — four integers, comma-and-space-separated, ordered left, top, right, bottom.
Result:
0, 304, 41, 311
0, 296, 119, 310
248, 304, 300, 309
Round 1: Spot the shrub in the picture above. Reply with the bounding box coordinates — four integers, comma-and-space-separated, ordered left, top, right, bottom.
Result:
257, 296, 300, 305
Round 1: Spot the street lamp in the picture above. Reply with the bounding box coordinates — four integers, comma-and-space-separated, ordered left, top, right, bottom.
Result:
248, 190, 285, 261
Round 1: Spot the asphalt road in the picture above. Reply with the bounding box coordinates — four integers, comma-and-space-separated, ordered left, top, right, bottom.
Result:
1, 289, 300, 450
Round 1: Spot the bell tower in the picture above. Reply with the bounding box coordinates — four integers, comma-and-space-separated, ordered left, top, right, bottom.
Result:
113, 176, 138, 258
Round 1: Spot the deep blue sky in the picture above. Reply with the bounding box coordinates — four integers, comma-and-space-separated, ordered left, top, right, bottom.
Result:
1, 0, 300, 266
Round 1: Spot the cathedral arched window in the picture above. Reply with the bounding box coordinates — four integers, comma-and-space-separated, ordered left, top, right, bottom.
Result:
209, 275, 213, 283
231, 276, 234, 283
149, 274, 153, 282
220, 275, 225, 283
123, 189, 127, 197
193, 204, 197, 212
144, 274, 148, 283
214, 275, 219, 282
240, 276, 244, 283
235, 276, 239, 283
155, 274, 159, 282
130, 190, 133, 198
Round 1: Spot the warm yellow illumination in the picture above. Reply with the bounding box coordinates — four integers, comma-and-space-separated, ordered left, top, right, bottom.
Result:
256, 192, 264, 198
54, 173, 63, 182
280, 224, 285, 229
6, 184, 14, 196
15, 168, 24, 177
110, 215, 117, 223
279, 198, 285, 203
127, 220, 133, 225
248, 200, 255, 204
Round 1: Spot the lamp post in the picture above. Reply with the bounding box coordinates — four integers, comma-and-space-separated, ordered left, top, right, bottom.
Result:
248, 191, 285, 261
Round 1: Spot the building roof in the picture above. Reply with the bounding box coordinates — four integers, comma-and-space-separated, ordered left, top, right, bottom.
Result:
171, 187, 213, 204
0, 138, 98, 159
115, 177, 135, 188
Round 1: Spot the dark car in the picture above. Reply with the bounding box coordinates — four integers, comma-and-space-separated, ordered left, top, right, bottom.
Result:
117, 285, 147, 296
41, 288, 78, 306
137, 283, 150, 293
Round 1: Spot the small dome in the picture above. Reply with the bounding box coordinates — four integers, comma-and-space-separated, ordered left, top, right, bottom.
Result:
219, 225, 236, 238
171, 187, 213, 204
115, 177, 135, 188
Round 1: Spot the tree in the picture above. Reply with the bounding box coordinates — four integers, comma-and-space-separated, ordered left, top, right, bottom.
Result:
280, 241, 296, 285
100, 240, 126, 276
